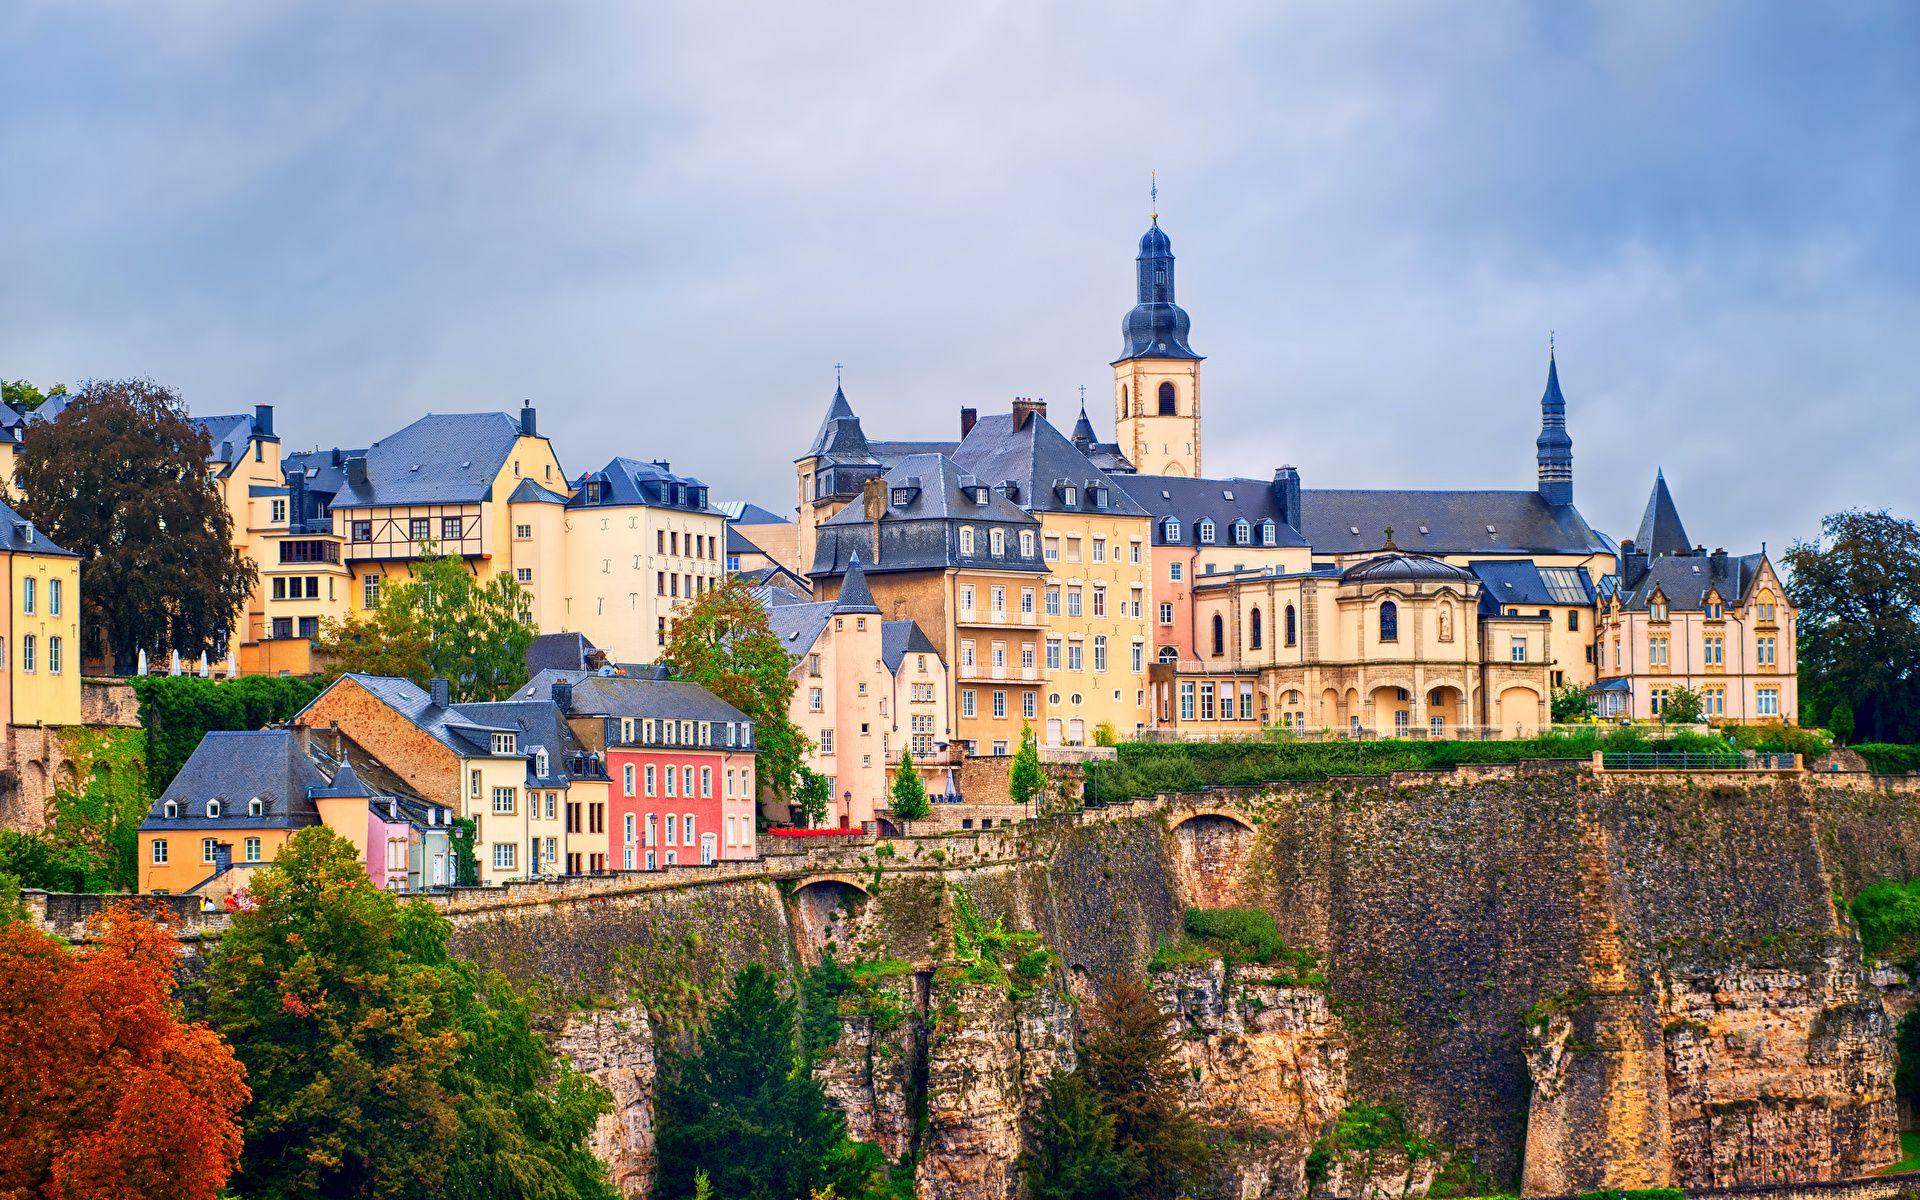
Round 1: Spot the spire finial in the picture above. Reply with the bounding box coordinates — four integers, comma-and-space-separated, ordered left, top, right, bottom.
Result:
1150, 171, 1158, 225
1383, 525, 1397, 551
1078, 383, 1087, 409
833, 361, 843, 387
1549, 330, 1555, 359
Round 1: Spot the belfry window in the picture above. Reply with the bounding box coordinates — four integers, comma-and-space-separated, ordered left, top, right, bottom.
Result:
1158, 382, 1177, 416
1285, 605, 1297, 646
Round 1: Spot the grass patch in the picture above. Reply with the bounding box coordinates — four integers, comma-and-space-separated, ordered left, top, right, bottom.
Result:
1879, 1131, 1920, 1175
1148, 907, 1324, 985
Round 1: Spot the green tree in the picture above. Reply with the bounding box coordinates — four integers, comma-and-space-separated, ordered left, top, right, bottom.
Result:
794, 768, 832, 828
208, 827, 461, 1199
1078, 978, 1208, 1200
1660, 685, 1705, 726
1784, 510, 1920, 743
15, 379, 257, 673
1551, 684, 1595, 723
654, 965, 889, 1200
888, 751, 930, 822
2, 378, 67, 412
318, 548, 535, 701
1829, 699, 1856, 745
1023, 1070, 1133, 1200
1009, 722, 1044, 807
661, 578, 810, 800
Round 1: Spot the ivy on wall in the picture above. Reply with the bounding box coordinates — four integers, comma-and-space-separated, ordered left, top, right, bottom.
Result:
128, 674, 321, 792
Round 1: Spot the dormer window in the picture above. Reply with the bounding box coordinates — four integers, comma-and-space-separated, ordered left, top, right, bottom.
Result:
1061, 486, 1078, 508
584, 481, 603, 503
959, 527, 976, 556
1650, 596, 1669, 622
206, 800, 222, 818
1091, 487, 1107, 509
1231, 519, 1250, 545
249, 798, 264, 818
1164, 518, 1181, 542
989, 527, 1005, 557
892, 488, 911, 507
1260, 519, 1276, 546
1019, 530, 1035, 558
492, 732, 517, 755
533, 748, 549, 777
163, 800, 178, 819
973, 486, 990, 505
1198, 519, 1216, 545
619, 717, 636, 743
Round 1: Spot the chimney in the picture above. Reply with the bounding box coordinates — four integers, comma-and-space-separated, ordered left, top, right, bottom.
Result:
520, 401, 537, 437
346, 454, 369, 488
551, 678, 573, 712
960, 406, 977, 439
430, 677, 451, 708
1012, 396, 1047, 430
1271, 466, 1302, 527
1618, 539, 1649, 589
253, 403, 275, 438
1711, 546, 1728, 574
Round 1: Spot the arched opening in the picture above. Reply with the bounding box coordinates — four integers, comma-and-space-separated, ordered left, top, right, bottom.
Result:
1498, 685, 1544, 737
1249, 608, 1263, 650
1426, 686, 1464, 736
1158, 381, 1177, 416
1158, 646, 1178, 664
789, 878, 871, 966
1285, 605, 1297, 647
1379, 600, 1399, 643
1210, 614, 1225, 657
1370, 685, 1411, 736
1121, 385, 1129, 416
1170, 813, 1258, 908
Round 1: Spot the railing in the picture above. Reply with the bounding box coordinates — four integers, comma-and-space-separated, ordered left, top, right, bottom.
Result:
1600, 751, 1798, 771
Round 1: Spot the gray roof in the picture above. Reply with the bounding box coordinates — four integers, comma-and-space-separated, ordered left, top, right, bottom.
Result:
870, 439, 959, 466
1340, 552, 1478, 586
569, 456, 711, 512
812, 453, 1045, 578
332, 412, 526, 509
733, 563, 811, 593
452, 698, 592, 787
950, 410, 1151, 518
881, 620, 941, 672
718, 500, 791, 524
1299, 489, 1612, 556
1633, 470, 1692, 558
526, 631, 600, 675
802, 386, 878, 463
508, 477, 570, 504
1469, 559, 1597, 615
762, 597, 835, 658
515, 668, 751, 723
835, 552, 881, 614
726, 525, 763, 555
192, 412, 271, 467
317, 674, 519, 758
140, 730, 327, 832
1616, 551, 1770, 613
1067, 405, 1135, 474
0, 496, 75, 557
1116, 474, 1310, 548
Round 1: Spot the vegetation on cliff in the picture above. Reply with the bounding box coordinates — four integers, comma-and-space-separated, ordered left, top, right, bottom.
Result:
1147, 906, 1324, 985
1023, 1071, 1131, 1200
1849, 879, 1920, 964
950, 887, 1055, 999
1074, 977, 1209, 1199
0, 727, 150, 893
0, 902, 249, 1200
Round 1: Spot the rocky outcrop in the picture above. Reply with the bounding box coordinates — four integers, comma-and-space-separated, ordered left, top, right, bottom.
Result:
817, 972, 926, 1160
1155, 961, 1349, 1198
553, 1003, 657, 1199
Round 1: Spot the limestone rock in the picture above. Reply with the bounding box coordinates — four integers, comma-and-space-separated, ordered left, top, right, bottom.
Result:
554, 1003, 657, 1200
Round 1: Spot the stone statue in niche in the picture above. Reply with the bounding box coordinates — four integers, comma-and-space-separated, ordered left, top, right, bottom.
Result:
1438, 604, 1454, 642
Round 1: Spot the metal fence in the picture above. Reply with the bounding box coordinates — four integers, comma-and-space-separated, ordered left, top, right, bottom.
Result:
1600, 751, 1797, 771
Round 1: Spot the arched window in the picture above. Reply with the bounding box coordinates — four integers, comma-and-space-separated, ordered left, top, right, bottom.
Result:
1158, 646, 1178, 663
1121, 385, 1129, 416
1285, 604, 1297, 646
958, 527, 975, 556
1211, 614, 1225, 657
206, 799, 222, 818
1249, 608, 1263, 649
248, 797, 263, 817
1158, 381, 1177, 415
1379, 600, 1399, 643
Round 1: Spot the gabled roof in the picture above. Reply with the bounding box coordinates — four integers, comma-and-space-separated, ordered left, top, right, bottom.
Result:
508, 478, 570, 505
515, 669, 752, 724
0, 496, 75, 557
1116, 474, 1309, 548
950, 411, 1150, 518
333, 412, 527, 509
1615, 551, 1771, 614
734, 563, 811, 593
192, 412, 270, 467
314, 674, 519, 758
1634, 470, 1691, 558
812, 453, 1045, 578
568, 456, 711, 512
719, 501, 791, 525
727, 525, 764, 555
881, 620, 941, 673
140, 730, 328, 831
526, 631, 601, 675
761, 598, 835, 659
452, 699, 591, 786
1299, 489, 1612, 556
1469, 559, 1597, 615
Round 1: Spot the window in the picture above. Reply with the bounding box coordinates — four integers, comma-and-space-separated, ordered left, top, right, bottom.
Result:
493, 843, 517, 870
1130, 540, 1142, 564
1169, 561, 1183, 582
352, 520, 372, 542
470, 770, 481, 798
1021, 588, 1035, 615
151, 840, 168, 864
1157, 381, 1177, 415
1285, 605, 1297, 647
1210, 614, 1225, 657
1199, 682, 1215, 720
959, 584, 975, 614
1045, 588, 1060, 616
1163, 518, 1181, 543
363, 574, 381, 609
1650, 636, 1669, 666
1198, 519, 1215, 545
410, 517, 431, 541
992, 691, 1007, 718
1757, 636, 1777, 666
1092, 537, 1106, 563
1249, 608, 1263, 649
20, 635, 33, 673
1019, 530, 1035, 558
1704, 687, 1726, 717
1158, 602, 1174, 626
492, 732, 516, 755
47, 637, 61, 675
644, 764, 657, 795
821, 728, 836, 753
1066, 643, 1083, 671
516, 523, 532, 539
991, 585, 1006, 615
1510, 637, 1527, 663
665, 766, 678, 796
20, 578, 32, 614
1062, 486, 1077, 508
1023, 691, 1037, 719
1092, 587, 1106, 618
1568, 609, 1580, 631
623, 763, 636, 794
1066, 589, 1083, 618
1758, 687, 1779, 716
990, 527, 1005, 557
1260, 519, 1276, 546
809, 686, 823, 712
961, 690, 977, 718
958, 527, 976, 556
1131, 641, 1144, 672
441, 516, 463, 541
202, 837, 220, 863
248, 797, 263, 817
666, 814, 678, 844
492, 787, 516, 814
1240, 682, 1255, 720
1093, 636, 1107, 672
1232, 519, 1249, 545
516, 567, 533, 583
1044, 536, 1059, 562
1704, 636, 1724, 665
163, 800, 177, 818
244, 837, 262, 863
48, 579, 60, 616
1758, 600, 1777, 622
701, 767, 712, 797
1651, 597, 1669, 622
1045, 639, 1061, 669
1180, 682, 1195, 720
1379, 601, 1398, 642
206, 799, 222, 818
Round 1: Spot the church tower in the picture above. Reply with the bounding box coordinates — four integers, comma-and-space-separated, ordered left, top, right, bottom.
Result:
1535, 342, 1574, 507
1113, 203, 1204, 477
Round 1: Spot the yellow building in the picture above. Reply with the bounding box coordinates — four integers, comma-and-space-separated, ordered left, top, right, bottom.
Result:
559, 457, 726, 664
0, 500, 81, 728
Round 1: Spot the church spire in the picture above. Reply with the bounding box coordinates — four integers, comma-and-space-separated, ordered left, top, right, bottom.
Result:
1115, 206, 1200, 363
1535, 338, 1573, 506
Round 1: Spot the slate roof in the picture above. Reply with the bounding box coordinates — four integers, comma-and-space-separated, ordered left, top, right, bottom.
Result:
733, 563, 811, 593
1298, 489, 1612, 557
727, 525, 763, 555
950, 411, 1151, 518
716, 500, 791, 524
1340, 552, 1477, 586
802, 386, 878, 463
881, 620, 941, 673
526, 632, 601, 675
317, 674, 520, 758
192, 412, 269, 467
452, 699, 591, 787
1116, 474, 1310, 548
140, 730, 328, 831
870, 439, 959, 467
508, 478, 571, 504
332, 412, 526, 509
1117, 219, 1202, 362
1615, 551, 1770, 613
516, 669, 752, 724
1634, 470, 1692, 558
569, 456, 711, 512
762, 597, 835, 658
812, 453, 1045, 578
835, 553, 882, 614
283, 447, 365, 497
1067, 405, 1135, 474
0, 496, 75, 557
1469, 559, 1597, 615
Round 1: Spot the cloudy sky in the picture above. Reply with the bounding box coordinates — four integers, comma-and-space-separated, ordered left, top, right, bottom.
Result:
3, 2, 1914, 551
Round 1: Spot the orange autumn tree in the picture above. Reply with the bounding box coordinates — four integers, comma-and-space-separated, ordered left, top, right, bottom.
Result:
0, 903, 248, 1200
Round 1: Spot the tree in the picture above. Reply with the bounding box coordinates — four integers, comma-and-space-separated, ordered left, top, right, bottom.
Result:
1784, 510, 1920, 743
1078, 978, 1208, 1200
1009, 722, 1044, 808
1660, 685, 1705, 726
2, 378, 67, 412
794, 768, 832, 829
208, 827, 463, 1199
661, 578, 810, 800
317, 548, 535, 702
0, 904, 248, 1200
14, 379, 257, 673
1830, 699, 1856, 745
654, 965, 889, 1200
888, 750, 930, 822
1551, 684, 1595, 723
1023, 1071, 1133, 1200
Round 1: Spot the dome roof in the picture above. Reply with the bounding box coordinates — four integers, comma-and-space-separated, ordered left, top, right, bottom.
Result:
1340, 552, 1477, 586
1138, 223, 1171, 257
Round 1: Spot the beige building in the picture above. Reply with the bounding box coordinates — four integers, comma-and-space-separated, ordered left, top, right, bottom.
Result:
1592, 473, 1797, 723
0, 500, 82, 728
1113, 216, 1204, 478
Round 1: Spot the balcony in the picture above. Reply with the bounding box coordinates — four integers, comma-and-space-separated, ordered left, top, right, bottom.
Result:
279, 539, 342, 565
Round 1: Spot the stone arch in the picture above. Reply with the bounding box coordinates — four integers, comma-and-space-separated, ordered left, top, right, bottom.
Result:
1158, 380, 1178, 415
1498, 684, 1544, 736
1170, 811, 1257, 909
789, 876, 871, 966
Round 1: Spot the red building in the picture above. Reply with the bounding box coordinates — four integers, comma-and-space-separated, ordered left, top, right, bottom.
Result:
594, 682, 759, 870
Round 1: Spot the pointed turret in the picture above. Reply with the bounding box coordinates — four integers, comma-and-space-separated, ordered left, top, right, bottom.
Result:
1635, 470, 1691, 559
1536, 345, 1573, 506
1071, 403, 1098, 448
801, 384, 875, 464
833, 549, 881, 615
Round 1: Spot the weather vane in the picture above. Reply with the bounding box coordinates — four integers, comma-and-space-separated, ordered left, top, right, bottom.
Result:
1150, 170, 1158, 222
834, 361, 843, 387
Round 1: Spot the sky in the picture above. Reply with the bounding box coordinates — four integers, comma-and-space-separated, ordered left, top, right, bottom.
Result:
2, 1, 1915, 553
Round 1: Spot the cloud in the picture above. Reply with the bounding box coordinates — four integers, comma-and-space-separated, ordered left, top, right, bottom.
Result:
1, 0, 1914, 553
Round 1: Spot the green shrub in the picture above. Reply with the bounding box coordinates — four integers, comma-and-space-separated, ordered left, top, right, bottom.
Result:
129, 674, 321, 792
1856, 743, 1920, 775
1148, 907, 1324, 985
1851, 879, 1920, 963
